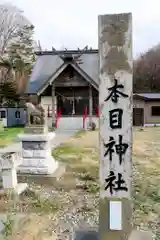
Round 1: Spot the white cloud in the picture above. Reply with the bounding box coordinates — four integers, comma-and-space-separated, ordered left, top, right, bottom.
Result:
2, 0, 160, 57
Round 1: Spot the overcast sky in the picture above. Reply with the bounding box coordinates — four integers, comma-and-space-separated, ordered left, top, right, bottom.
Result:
2, 0, 160, 58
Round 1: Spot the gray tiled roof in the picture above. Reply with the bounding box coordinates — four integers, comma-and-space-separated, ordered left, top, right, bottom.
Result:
134, 93, 160, 99
26, 55, 64, 93
26, 51, 99, 94
77, 53, 99, 85
26, 51, 160, 100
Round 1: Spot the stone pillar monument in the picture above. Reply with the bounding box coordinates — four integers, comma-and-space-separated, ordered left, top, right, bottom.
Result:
17, 99, 58, 174
98, 12, 152, 240
71, 12, 153, 240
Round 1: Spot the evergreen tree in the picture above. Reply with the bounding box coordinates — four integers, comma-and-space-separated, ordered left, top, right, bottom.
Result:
0, 62, 20, 106
7, 24, 35, 74
0, 3, 35, 105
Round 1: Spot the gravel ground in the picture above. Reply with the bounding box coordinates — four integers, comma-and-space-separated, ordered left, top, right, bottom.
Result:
2, 129, 159, 239
30, 179, 99, 240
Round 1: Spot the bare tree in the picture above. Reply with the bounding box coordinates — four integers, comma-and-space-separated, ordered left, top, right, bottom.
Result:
134, 44, 160, 92
0, 3, 31, 55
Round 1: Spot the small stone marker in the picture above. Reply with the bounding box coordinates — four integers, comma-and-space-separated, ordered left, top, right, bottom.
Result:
0, 150, 27, 195
73, 229, 99, 240
98, 12, 152, 240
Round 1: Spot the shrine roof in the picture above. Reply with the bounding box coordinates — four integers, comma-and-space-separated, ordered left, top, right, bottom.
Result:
134, 93, 160, 100
26, 49, 99, 94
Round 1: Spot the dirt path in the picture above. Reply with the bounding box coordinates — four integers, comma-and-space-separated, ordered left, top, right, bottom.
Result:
10, 214, 53, 240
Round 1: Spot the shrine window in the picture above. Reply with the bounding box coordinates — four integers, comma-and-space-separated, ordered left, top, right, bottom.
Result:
15, 110, 20, 119
151, 106, 160, 116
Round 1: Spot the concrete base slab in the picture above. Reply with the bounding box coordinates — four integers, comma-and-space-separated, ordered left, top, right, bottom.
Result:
0, 183, 28, 196
72, 229, 99, 240
17, 163, 66, 185
72, 229, 153, 240
17, 159, 59, 175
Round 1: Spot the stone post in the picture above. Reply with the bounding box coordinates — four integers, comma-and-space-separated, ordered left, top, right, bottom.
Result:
52, 83, 56, 127
2, 168, 18, 189
0, 151, 27, 195
98, 13, 152, 240
89, 84, 93, 125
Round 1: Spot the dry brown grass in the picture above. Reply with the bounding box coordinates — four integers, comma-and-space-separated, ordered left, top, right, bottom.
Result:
4, 127, 160, 239
8, 214, 53, 240
68, 130, 99, 148
53, 128, 160, 238
132, 128, 160, 238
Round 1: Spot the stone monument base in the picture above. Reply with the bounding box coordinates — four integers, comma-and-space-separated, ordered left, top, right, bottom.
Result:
17, 132, 58, 175
24, 125, 48, 134
72, 229, 152, 240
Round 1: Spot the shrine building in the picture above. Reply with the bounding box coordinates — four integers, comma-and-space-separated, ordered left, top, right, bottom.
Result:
26, 49, 160, 130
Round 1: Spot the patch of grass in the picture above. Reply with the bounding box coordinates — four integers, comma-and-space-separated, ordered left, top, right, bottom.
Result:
1, 214, 14, 238
77, 205, 95, 213
53, 144, 82, 156
19, 189, 61, 213
52, 140, 99, 195
74, 130, 86, 138
73, 164, 98, 180
85, 181, 99, 193
49, 126, 55, 130
53, 143, 99, 177
132, 130, 160, 238
52, 144, 89, 164
54, 128, 160, 237
0, 127, 24, 147
31, 196, 60, 213
78, 172, 96, 181
147, 189, 160, 202
76, 180, 99, 193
